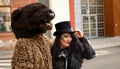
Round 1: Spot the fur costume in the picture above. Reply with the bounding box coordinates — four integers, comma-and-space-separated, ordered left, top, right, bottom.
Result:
11, 3, 55, 69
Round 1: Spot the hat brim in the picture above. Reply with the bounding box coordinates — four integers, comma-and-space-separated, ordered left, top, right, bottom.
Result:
53, 29, 74, 36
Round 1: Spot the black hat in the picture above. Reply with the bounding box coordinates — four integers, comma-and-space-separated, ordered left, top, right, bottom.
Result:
53, 21, 74, 36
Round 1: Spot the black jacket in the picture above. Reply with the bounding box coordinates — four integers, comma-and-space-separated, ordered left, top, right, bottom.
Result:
51, 36, 96, 69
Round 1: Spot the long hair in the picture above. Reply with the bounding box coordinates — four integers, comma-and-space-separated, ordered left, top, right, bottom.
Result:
51, 33, 84, 59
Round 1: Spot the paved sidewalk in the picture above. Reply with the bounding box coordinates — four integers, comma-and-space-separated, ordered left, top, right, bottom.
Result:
90, 36, 120, 49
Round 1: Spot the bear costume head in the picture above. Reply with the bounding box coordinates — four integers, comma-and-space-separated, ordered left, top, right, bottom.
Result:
11, 3, 55, 39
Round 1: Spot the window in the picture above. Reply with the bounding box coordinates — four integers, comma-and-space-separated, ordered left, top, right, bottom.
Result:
81, 0, 104, 38
0, 0, 11, 32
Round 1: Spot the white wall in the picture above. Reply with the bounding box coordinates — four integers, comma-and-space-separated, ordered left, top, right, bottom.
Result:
74, 0, 82, 31
49, 0, 70, 39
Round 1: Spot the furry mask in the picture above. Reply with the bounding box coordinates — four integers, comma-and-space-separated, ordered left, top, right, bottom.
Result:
11, 3, 55, 39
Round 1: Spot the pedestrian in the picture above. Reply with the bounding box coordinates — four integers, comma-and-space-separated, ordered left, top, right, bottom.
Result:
11, 3, 55, 69
51, 21, 96, 69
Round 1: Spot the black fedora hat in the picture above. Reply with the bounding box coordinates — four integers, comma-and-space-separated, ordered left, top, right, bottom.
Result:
53, 21, 74, 36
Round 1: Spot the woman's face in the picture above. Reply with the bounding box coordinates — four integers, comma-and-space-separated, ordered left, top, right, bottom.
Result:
59, 33, 73, 49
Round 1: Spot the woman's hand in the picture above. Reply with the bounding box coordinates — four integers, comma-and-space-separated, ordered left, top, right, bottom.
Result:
73, 29, 83, 38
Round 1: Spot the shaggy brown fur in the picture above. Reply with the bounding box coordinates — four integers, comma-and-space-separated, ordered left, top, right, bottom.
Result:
11, 2, 55, 39
11, 3, 55, 69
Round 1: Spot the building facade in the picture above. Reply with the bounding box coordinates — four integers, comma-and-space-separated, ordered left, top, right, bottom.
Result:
0, 0, 37, 49
74, 0, 105, 38
44, 0, 120, 39
0, 0, 120, 49
73, 0, 120, 38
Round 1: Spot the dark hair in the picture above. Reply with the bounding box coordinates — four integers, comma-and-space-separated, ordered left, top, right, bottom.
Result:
51, 33, 84, 59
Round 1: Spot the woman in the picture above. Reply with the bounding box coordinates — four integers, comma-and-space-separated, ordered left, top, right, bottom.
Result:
51, 21, 95, 69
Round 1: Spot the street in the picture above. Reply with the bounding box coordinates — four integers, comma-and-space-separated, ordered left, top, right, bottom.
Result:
0, 46, 120, 69
82, 46, 120, 69
0, 50, 12, 69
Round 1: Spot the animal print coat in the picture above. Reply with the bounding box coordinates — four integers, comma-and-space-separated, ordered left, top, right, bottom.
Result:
11, 34, 53, 69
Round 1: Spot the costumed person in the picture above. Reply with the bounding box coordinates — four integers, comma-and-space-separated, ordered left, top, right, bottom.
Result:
11, 3, 55, 69
51, 21, 96, 69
